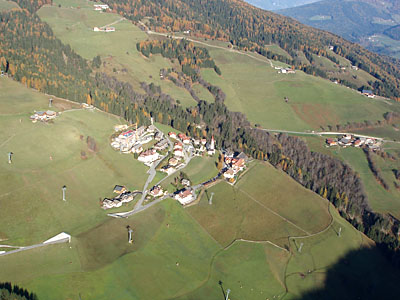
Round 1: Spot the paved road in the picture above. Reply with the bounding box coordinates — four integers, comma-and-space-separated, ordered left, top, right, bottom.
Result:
100, 17, 125, 29
0, 238, 70, 257
258, 128, 400, 143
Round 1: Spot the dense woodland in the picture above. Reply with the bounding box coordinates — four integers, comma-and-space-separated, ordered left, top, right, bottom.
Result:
137, 39, 221, 79
1, 0, 400, 272
102, 0, 400, 100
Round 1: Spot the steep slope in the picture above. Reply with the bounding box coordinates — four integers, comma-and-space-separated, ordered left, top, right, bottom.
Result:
102, 0, 400, 99
384, 24, 400, 41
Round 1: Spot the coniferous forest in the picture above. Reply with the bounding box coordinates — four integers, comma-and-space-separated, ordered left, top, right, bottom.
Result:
1, 0, 400, 285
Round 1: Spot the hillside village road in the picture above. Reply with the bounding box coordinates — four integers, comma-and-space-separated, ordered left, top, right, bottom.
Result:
258, 128, 400, 143
0, 239, 70, 257
108, 129, 196, 218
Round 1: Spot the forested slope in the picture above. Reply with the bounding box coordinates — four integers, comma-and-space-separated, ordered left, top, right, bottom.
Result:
102, 0, 400, 99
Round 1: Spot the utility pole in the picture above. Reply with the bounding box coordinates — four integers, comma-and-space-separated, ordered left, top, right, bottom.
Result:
225, 288, 231, 300
298, 242, 304, 253
62, 185, 67, 201
127, 226, 134, 244
209, 192, 214, 205
7, 152, 13, 164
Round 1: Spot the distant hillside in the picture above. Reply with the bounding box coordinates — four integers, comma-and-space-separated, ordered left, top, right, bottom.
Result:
384, 25, 400, 41
280, 0, 393, 41
279, 0, 400, 58
244, 0, 320, 10
102, 0, 400, 99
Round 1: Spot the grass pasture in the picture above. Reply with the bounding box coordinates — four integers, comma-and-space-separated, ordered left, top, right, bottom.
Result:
187, 162, 331, 247
201, 47, 397, 131
38, 0, 197, 108
0, 76, 148, 245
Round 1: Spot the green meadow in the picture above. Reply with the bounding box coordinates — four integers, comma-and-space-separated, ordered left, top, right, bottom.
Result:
201, 48, 398, 131
37, 0, 205, 108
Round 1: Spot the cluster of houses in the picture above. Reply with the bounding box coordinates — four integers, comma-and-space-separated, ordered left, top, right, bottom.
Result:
223, 152, 248, 184
30, 110, 58, 122
160, 132, 216, 175
326, 134, 381, 150
275, 66, 296, 74
102, 185, 137, 210
111, 124, 168, 166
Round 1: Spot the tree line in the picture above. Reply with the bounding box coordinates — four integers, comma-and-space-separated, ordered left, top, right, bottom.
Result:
0, 282, 38, 300
137, 39, 221, 79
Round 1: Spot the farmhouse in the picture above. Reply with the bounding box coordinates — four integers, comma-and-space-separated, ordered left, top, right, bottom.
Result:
30, 110, 58, 122
362, 90, 375, 98
168, 132, 177, 139
326, 138, 338, 146
223, 169, 235, 179
94, 4, 109, 10
113, 185, 126, 194
175, 189, 194, 205
169, 157, 179, 166
150, 185, 164, 197
231, 158, 245, 173
181, 178, 191, 187
174, 148, 184, 157
138, 149, 160, 164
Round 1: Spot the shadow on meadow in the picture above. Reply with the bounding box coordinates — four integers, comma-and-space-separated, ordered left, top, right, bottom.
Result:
297, 246, 400, 300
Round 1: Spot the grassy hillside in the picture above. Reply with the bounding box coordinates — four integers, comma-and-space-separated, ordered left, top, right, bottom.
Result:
0, 76, 148, 244
38, 0, 200, 108
200, 47, 396, 130
0, 78, 399, 298
187, 162, 332, 247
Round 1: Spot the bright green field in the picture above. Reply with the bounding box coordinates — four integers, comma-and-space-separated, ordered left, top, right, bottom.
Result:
38, 0, 198, 108
187, 162, 332, 248
0, 77, 148, 245
1, 77, 398, 300
201, 48, 398, 131
183, 154, 219, 185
